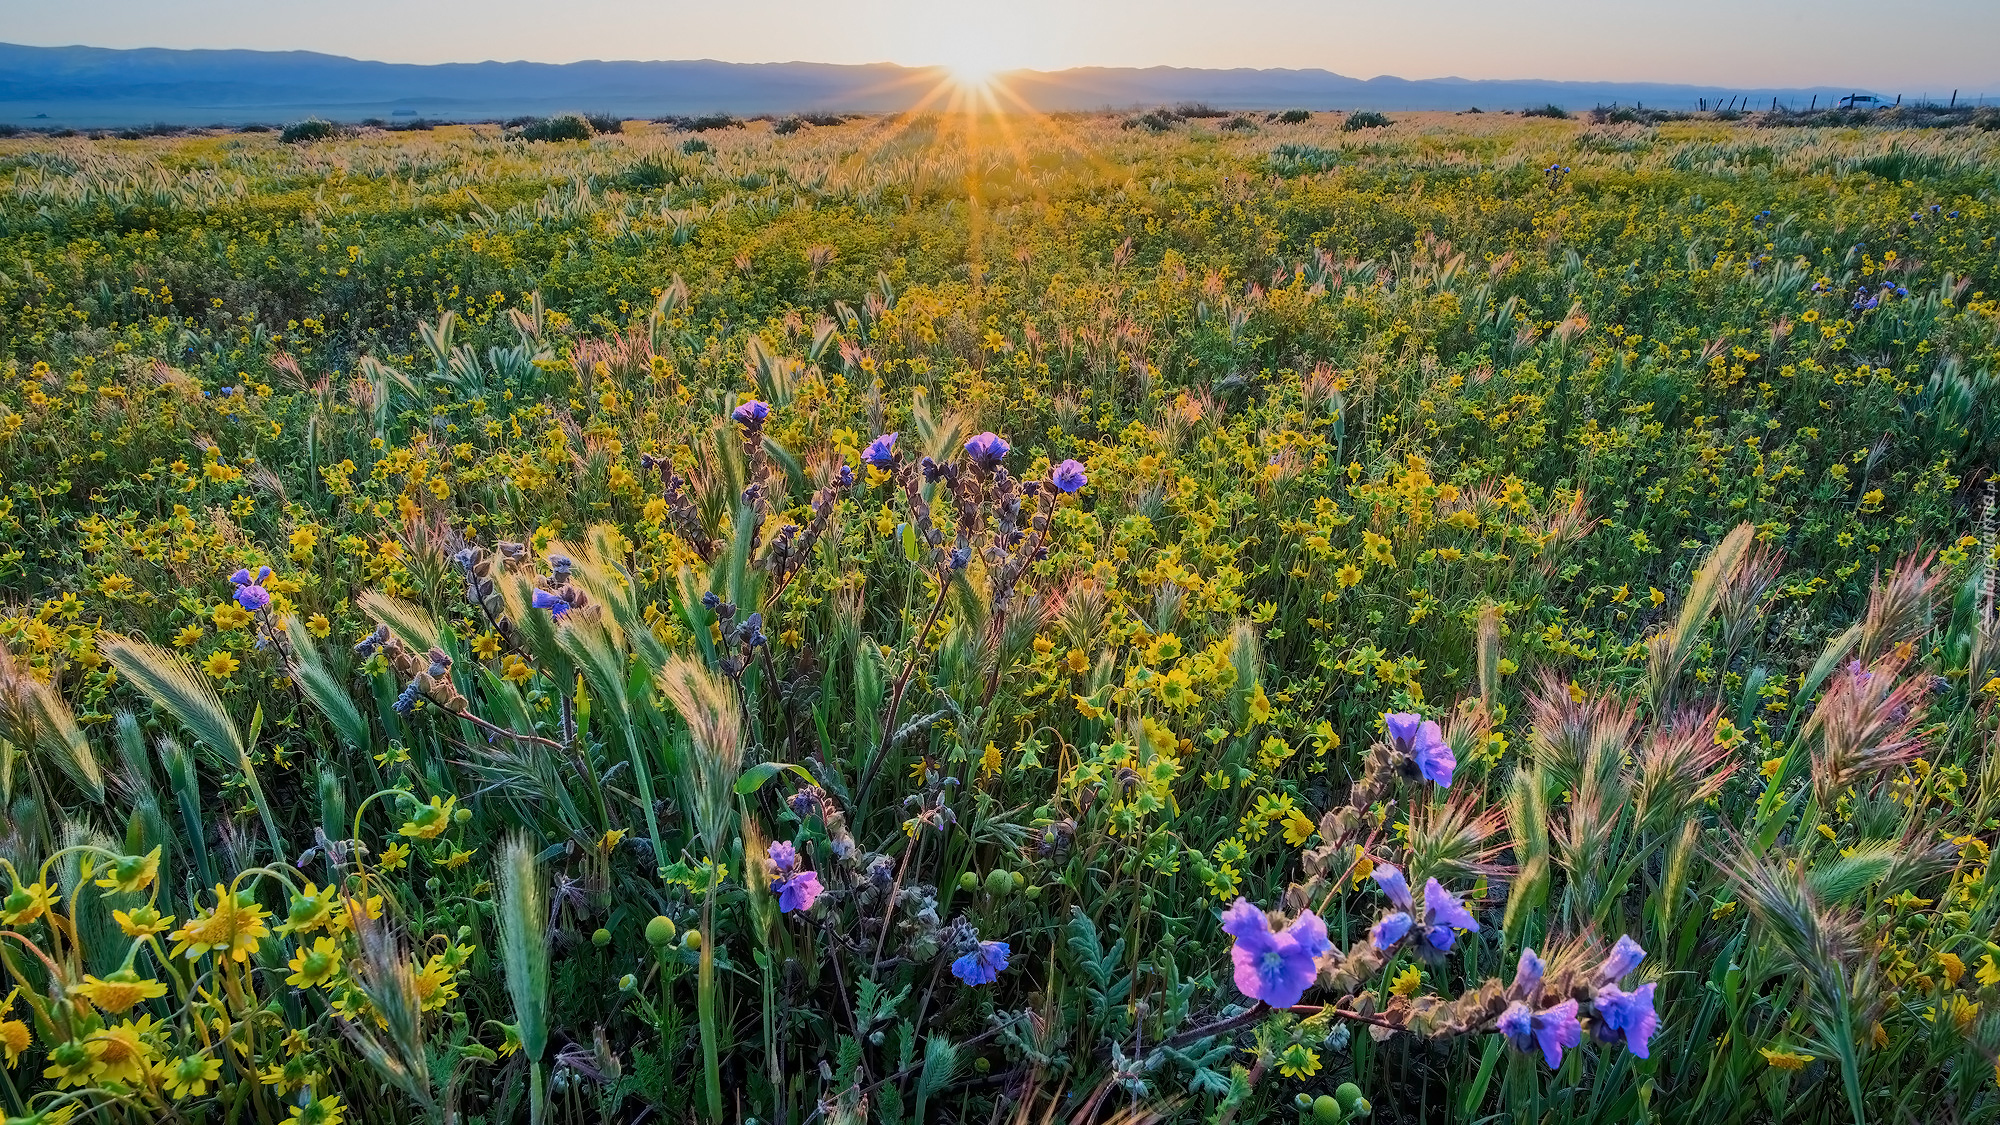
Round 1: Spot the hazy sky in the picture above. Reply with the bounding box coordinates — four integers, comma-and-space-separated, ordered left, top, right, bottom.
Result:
6, 0, 1997, 91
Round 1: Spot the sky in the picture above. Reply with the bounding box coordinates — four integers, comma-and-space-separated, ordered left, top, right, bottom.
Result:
5, 0, 1997, 92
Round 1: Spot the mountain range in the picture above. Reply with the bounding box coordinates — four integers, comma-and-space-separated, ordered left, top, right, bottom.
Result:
0, 42, 1907, 128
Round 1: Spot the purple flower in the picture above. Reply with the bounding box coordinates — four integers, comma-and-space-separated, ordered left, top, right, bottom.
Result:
951, 940, 1010, 985
531, 589, 572, 618
1384, 712, 1454, 787
229, 565, 272, 587
771, 869, 823, 913
1369, 911, 1413, 950
1596, 935, 1645, 982
1412, 723, 1455, 788
732, 400, 770, 427
767, 841, 798, 874
1222, 897, 1330, 1008
1422, 878, 1479, 950
1499, 998, 1582, 1067
1384, 711, 1424, 750
1593, 982, 1658, 1058
1051, 459, 1088, 494
1371, 863, 1413, 910
862, 432, 899, 469
963, 432, 1010, 469
1512, 948, 1545, 998
234, 584, 272, 612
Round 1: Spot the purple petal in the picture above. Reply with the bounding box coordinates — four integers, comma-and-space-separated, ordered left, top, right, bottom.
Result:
767, 841, 798, 874
1220, 897, 1273, 943
1413, 721, 1455, 787
1383, 711, 1423, 750
1595, 982, 1658, 1058
1368, 911, 1413, 950
1423, 878, 1480, 934
1513, 948, 1545, 997
1532, 999, 1582, 1068
1370, 863, 1413, 910
1597, 935, 1646, 982
1284, 910, 1332, 960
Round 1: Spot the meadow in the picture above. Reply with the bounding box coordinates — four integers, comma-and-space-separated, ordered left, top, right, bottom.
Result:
0, 107, 1997, 1125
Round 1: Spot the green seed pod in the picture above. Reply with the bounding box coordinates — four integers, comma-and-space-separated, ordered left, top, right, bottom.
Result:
619, 973, 636, 991
984, 869, 1014, 896
1313, 1094, 1343, 1123
1334, 1084, 1363, 1113
592, 927, 612, 948
1023, 884, 1043, 901
645, 915, 677, 947
958, 871, 980, 892
683, 929, 703, 951
454, 806, 472, 823
1293, 1093, 1314, 1111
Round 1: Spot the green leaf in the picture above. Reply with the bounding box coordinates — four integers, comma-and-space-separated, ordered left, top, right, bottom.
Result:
901, 520, 918, 563
734, 760, 817, 795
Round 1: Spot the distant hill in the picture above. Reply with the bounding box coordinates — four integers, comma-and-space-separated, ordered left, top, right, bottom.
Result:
0, 42, 1889, 127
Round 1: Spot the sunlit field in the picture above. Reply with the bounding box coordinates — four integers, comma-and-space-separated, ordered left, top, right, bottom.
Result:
1, 106, 1998, 1125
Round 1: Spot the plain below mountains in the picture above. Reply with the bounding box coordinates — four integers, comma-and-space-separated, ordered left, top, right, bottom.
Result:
1, 42, 1892, 127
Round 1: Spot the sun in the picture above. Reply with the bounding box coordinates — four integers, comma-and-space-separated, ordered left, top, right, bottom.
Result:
935, 45, 1014, 93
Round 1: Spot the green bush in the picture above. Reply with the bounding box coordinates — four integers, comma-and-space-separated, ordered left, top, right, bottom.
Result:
515, 113, 594, 142
279, 117, 336, 143
1341, 109, 1391, 130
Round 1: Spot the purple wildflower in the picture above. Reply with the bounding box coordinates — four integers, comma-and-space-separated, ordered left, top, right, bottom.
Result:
1593, 982, 1659, 1057
1051, 459, 1088, 494
1499, 998, 1582, 1067
768, 841, 798, 874
234, 584, 272, 612
771, 869, 823, 913
963, 432, 1010, 469
1384, 711, 1424, 750
1596, 935, 1646, 983
732, 400, 770, 427
531, 589, 572, 618
1412, 723, 1455, 788
1222, 897, 1330, 1008
1371, 863, 1413, 910
1369, 911, 1413, 950
1422, 877, 1479, 951
1512, 948, 1545, 998
862, 432, 899, 469
951, 940, 1010, 985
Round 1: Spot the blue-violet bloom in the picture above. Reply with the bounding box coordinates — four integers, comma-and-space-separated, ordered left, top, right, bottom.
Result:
1222, 897, 1331, 1008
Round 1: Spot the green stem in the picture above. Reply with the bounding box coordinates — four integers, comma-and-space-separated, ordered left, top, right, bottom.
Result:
699, 881, 723, 1123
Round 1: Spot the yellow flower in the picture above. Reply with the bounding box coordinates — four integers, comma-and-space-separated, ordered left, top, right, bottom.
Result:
260, 1053, 318, 1092
413, 952, 460, 1011
501, 654, 534, 685
286, 935, 344, 988
1247, 683, 1273, 726
157, 1053, 224, 1098
1648, 587, 1666, 607
378, 842, 411, 872
168, 884, 272, 962
1073, 693, 1107, 721
114, 905, 176, 938
1390, 964, 1424, 997
1334, 562, 1363, 589
440, 846, 477, 870
1275, 1043, 1321, 1079
399, 795, 458, 840
979, 741, 1003, 779
1, 990, 31, 1067
75, 969, 168, 1013
307, 613, 332, 638
173, 623, 206, 647
203, 650, 241, 680
1759, 1046, 1812, 1070
288, 1093, 347, 1125
1978, 955, 2000, 988
472, 632, 502, 660
213, 601, 254, 630
1, 880, 59, 926
94, 846, 161, 894
87, 1014, 159, 1086
1933, 954, 1962, 991
100, 572, 135, 597
1281, 808, 1317, 847
42, 1038, 103, 1088
596, 828, 628, 853
278, 882, 339, 935
1065, 649, 1090, 675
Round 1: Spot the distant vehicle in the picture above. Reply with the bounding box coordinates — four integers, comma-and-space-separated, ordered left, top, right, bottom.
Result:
1838, 94, 1880, 108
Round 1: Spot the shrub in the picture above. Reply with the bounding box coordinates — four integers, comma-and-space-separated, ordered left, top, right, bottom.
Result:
1277, 108, 1312, 124
1341, 110, 1391, 130
680, 137, 711, 154
514, 114, 595, 142
279, 118, 337, 143
584, 113, 624, 134
674, 114, 742, 132
1522, 103, 1570, 119
1222, 115, 1257, 131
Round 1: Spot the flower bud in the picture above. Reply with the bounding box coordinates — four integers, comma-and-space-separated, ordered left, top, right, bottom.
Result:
1335, 1084, 1364, 1114
619, 973, 637, 991
645, 916, 677, 947
592, 927, 612, 948
984, 870, 1014, 896
454, 807, 472, 823
1311, 1094, 1340, 1122
683, 929, 703, 951
958, 871, 980, 892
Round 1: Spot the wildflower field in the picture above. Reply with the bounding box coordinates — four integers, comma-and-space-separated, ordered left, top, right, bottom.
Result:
0, 109, 1998, 1125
